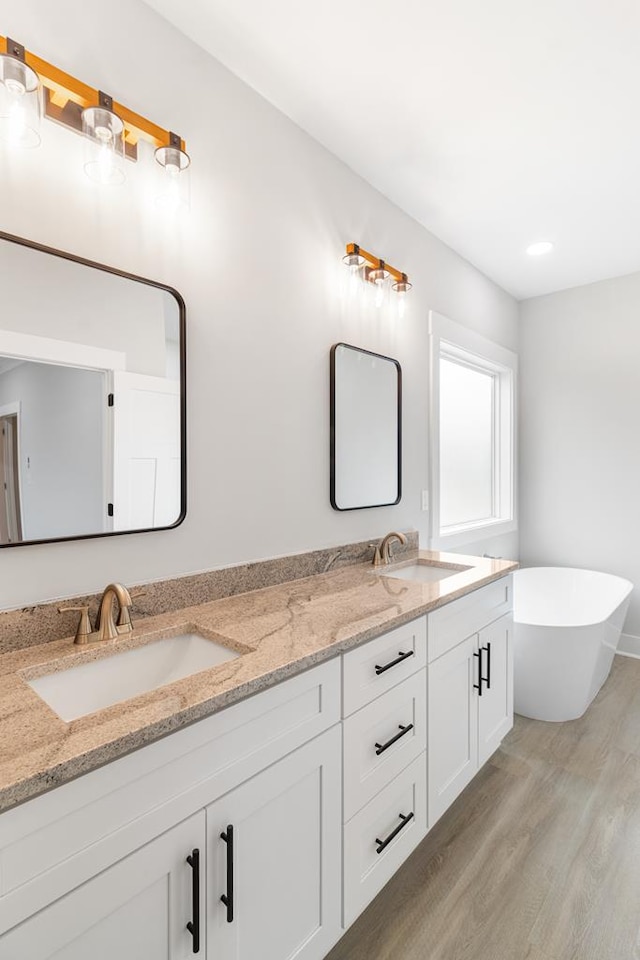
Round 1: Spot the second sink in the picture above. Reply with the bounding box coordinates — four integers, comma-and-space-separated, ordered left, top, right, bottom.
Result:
382, 563, 465, 584
26, 632, 240, 722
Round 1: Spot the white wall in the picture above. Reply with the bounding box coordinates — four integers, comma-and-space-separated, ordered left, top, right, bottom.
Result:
0, 0, 518, 609
520, 272, 640, 639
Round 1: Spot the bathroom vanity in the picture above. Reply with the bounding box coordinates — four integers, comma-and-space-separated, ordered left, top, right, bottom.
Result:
0, 554, 515, 959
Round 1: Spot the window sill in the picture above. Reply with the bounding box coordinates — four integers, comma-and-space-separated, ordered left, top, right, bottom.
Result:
430, 518, 517, 551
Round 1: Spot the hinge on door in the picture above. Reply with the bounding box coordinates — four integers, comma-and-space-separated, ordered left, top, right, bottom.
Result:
107, 503, 114, 517
107, 393, 114, 407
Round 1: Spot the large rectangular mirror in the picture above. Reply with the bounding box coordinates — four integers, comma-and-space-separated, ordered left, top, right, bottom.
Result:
0, 232, 186, 547
330, 342, 401, 510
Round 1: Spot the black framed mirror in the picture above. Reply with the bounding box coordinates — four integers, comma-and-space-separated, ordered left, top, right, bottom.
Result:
0, 231, 186, 547
330, 342, 401, 510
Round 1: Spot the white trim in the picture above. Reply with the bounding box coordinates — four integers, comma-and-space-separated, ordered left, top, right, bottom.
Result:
0, 401, 24, 540
428, 311, 518, 550
0, 401, 20, 419
617, 633, 640, 659
0, 330, 126, 372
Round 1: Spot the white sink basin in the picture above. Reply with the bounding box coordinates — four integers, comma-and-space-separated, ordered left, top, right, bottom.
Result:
382, 564, 464, 584
27, 632, 240, 722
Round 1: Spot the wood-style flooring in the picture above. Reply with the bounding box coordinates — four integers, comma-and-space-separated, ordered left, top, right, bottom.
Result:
326, 655, 640, 960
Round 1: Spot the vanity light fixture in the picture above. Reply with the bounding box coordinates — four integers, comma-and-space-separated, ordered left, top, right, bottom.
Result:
392, 273, 412, 318
82, 91, 125, 185
343, 243, 412, 314
0, 33, 190, 193
155, 131, 191, 209
0, 38, 41, 148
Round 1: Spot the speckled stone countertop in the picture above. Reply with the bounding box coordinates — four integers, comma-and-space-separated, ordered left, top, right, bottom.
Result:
0, 550, 516, 813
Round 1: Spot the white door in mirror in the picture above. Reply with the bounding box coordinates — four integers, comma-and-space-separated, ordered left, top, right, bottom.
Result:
112, 371, 181, 531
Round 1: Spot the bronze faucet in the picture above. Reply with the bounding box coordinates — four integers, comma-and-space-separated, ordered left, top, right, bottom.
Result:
94, 583, 134, 641
373, 531, 408, 566
59, 582, 134, 644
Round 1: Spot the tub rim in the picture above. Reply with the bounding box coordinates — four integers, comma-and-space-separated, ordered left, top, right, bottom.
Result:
513, 565, 633, 629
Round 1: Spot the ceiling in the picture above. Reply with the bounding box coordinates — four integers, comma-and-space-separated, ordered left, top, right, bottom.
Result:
143, 0, 640, 300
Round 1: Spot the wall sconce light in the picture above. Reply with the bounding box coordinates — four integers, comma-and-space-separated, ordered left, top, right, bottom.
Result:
343, 243, 412, 314
0, 34, 191, 196
0, 38, 41, 148
392, 273, 412, 317
155, 132, 191, 210
82, 91, 125, 185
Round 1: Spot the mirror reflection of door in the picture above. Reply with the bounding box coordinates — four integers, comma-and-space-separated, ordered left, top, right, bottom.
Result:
0, 412, 23, 544
112, 372, 181, 531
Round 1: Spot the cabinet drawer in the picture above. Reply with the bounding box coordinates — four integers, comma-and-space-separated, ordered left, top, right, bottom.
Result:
343, 616, 427, 716
427, 576, 512, 662
343, 670, 426, 822
343, 751, 427, 928
0, 659, 340, 934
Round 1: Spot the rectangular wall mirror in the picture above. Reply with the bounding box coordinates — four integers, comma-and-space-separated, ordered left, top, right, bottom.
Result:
0, 232, 186, 547
330, 342, 401, 510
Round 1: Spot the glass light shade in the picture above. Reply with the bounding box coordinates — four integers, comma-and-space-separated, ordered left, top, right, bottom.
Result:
366, 266, 390, 284
82, 106, 125, 185
0, 54, 41, 148
392, 277, 412, 294
154, 143, 191, 211
342, 251, 366, 269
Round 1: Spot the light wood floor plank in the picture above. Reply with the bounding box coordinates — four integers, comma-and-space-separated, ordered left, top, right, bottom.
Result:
326, 656, 640, 960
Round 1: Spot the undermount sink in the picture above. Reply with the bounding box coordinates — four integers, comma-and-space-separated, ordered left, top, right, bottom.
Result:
382, 563, 466, 584
26, 632, 239, 722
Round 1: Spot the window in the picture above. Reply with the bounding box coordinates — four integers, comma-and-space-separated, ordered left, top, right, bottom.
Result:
429, 312, 517, 548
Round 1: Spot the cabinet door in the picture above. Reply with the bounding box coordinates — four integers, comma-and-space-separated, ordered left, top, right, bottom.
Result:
477, 615, 513, 766
206, 725, 342, 960
0, 812, 205, 960
428, 635, 479, 828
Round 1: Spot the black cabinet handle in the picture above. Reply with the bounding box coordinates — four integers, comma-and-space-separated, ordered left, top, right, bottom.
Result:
186, 848, 200, 954
220, 825, 234, 923
375, 723, 414, 756
482, 641, 491, 690
375, 650, 414, 676
473, 649, 483, 696
375, 812, 414, 854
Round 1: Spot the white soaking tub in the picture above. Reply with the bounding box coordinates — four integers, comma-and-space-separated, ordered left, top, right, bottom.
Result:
513, 567, 633, 721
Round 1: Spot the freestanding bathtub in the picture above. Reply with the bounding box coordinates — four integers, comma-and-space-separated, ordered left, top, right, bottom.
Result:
513, 567, 633, 722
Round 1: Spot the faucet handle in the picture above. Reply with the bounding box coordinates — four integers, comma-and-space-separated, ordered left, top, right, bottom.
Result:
58, 605, 93, 645
116, 605, 133, 632
372, 545, 384, 567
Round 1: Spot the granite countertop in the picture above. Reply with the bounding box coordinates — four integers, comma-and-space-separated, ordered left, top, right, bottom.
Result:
0, 550, 517, 813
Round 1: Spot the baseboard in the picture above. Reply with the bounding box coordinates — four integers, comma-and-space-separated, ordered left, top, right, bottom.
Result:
617, 633, 640, 659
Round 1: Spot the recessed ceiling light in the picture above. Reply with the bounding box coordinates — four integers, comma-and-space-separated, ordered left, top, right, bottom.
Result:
526, 241, 554, 256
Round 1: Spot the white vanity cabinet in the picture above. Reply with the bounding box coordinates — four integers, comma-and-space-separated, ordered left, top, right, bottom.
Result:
341, 616, 428, 927
427, 578, 513, 828
0, 812, 206, 960
206, 726, 341, 960
0, 572, 515, 960
0, 660, 343, 960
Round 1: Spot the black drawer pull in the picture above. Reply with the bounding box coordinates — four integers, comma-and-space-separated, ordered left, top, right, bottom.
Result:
482, 641, 491, 690
473, 649, 483, 696
375, 650, 414, 676
220, 825, 234, 923
186, 848, 200, 953
375, 811, 414, 854
375, 723, 414, 756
